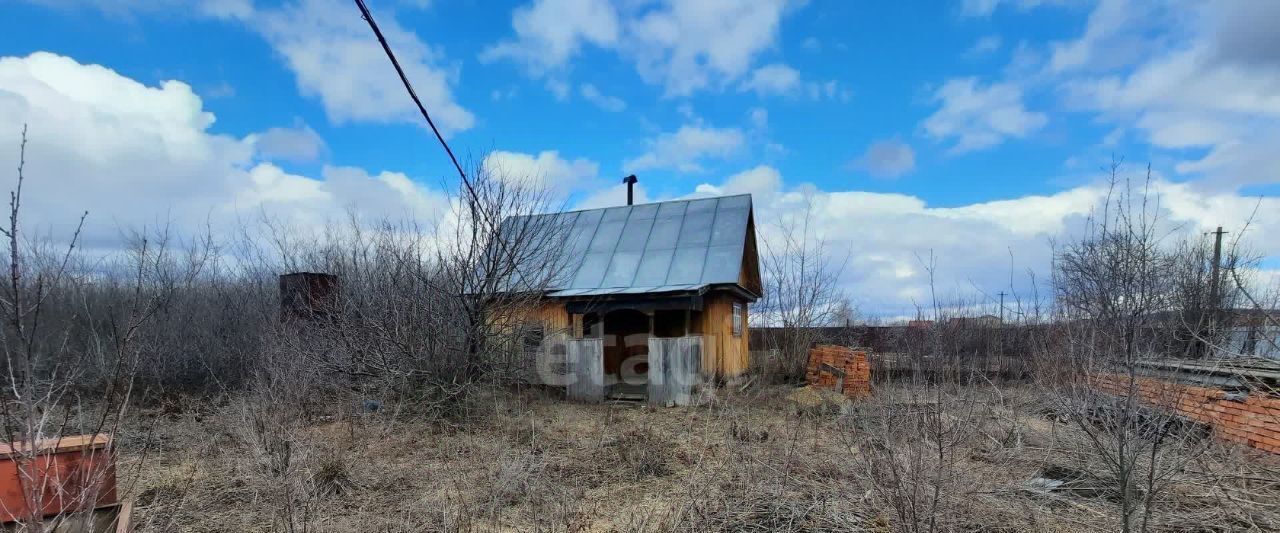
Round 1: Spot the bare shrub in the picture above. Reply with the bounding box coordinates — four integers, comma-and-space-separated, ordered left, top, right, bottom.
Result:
0, 127, 189, 529
753, 192, 848, 382
845, 384, 986, 533
235, 391, 313, 531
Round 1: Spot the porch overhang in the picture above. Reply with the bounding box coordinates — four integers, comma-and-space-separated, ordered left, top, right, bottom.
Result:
550, 283, 756, 314
561, 293, 704, 314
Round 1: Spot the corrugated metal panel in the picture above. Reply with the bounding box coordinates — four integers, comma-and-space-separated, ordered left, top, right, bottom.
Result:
504, 194, 752, 295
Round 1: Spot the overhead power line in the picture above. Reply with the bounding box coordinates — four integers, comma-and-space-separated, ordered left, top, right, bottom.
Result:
353, 0, 467, 183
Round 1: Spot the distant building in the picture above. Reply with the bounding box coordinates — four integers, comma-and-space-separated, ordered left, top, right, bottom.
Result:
947, 315, 1001, 328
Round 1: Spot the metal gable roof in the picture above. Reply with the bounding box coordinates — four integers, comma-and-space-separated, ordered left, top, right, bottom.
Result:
500, 194, 755, 298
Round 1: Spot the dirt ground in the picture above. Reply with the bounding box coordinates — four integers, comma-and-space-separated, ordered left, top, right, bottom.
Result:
117, 384, 1280, 532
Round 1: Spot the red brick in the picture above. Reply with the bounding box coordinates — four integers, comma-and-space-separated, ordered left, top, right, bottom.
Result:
1091, 372, 1280, 455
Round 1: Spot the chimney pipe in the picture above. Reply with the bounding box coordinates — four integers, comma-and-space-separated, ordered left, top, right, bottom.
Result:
623, 174, 638, 205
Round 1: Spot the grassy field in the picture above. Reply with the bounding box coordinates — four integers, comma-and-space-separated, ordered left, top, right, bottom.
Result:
120, 384, 1280, 532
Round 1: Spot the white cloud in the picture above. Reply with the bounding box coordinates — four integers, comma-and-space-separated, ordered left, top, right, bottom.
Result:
801, 37, 821, 52
966, 35, 1002, 57
687, 165, 1075, 314
623, 125, 745, 173
960, 0, 1002, 16
482, 150, 600, 191
1046, 0, 1157, 74
23, 0, 251, 18
235, 0, 474, 133
315, 165, 450, 218
627, 0, 793, 96
0, 52, 449, 248
247, 124, 326, 162
235, 164, 452, 229
739, 63, 850, 101
960, 0, 1077, 18
806, 80, 851, 101
696, 165, 783, 197
1052, 1, 1280, 189
579, 83, 627, 112
485, 0, 798, 97
22, 0, 471, 135
676, 103, 697, 121
480, 0, 621, 74
848, 138, 916, 179
204, 81, 236, 99
922, 77, 1047, 153
1207, 0, 1280, 68
748, 107, 768, 129
931, 186, 1102, 237
689, 164, 1280, 316
545, 79, 571, 100
739, 63, 800, 96
199, 0, 252, 19
575, 182, 650, 210
490, 86, 518, 101
238, 162, 328, 205
1067, 46, 1280, 118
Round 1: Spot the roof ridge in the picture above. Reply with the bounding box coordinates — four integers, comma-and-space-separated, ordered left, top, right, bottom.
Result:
515, 193, 752, 219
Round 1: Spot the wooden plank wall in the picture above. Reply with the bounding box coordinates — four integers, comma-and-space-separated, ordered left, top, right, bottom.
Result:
700, 293, 750, 378
490, 301, 568, 333
485, 302, 570, 385
538, 302, 571, 333
523, 297, 749, 379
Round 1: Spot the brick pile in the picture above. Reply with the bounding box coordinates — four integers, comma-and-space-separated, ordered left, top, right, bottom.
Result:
1093, 374, 1280, 454
806, 345, 872, 399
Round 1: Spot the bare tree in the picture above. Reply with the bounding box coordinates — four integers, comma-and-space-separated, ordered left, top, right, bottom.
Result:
1048, 162, 1224, 533
754, 192, 848, 382
428, 158, 569, 384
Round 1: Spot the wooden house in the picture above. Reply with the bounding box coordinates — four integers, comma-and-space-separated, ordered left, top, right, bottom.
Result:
495, 194, 762, 404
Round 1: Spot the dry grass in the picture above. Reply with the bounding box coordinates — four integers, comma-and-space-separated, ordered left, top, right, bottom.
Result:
117, 384, 1280, 532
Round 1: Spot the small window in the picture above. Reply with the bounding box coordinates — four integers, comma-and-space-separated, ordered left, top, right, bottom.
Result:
731, 302, 744, 337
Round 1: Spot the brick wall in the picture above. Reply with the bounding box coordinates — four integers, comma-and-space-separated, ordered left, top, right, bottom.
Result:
1093, 374, 1280, 454
806, 345, 872, 399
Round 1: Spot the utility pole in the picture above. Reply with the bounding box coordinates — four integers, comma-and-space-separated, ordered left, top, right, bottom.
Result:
1206, 226, 1227, 357
997, 291, 1007, 324
1208, 226, 1226, 308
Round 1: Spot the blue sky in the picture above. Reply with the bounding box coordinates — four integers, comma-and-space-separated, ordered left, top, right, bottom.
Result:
2, 0, 1278, 317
